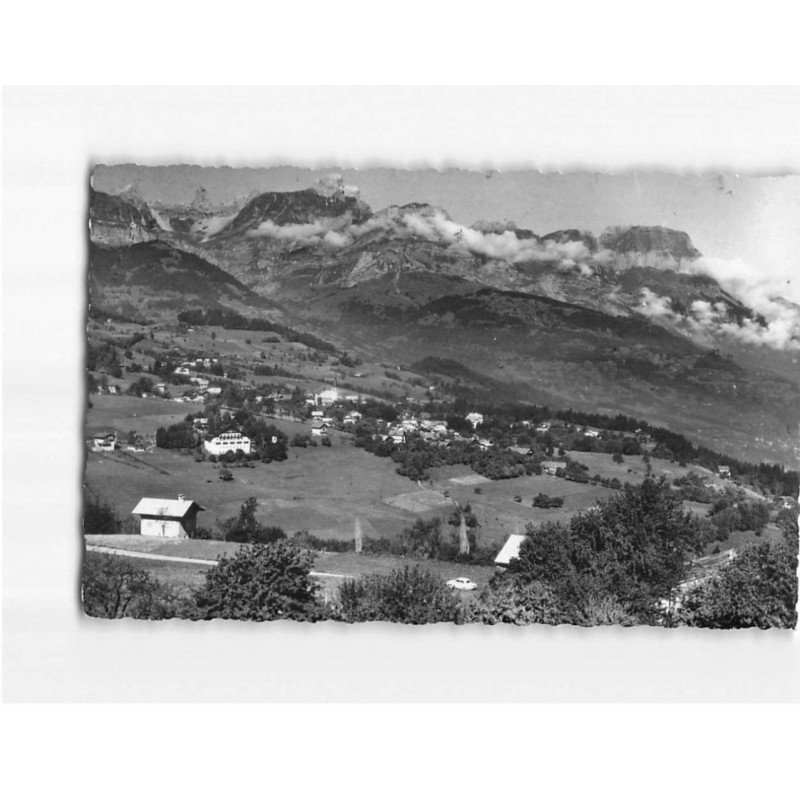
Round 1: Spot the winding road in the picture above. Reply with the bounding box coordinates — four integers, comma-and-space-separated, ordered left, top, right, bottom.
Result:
85, 544, 354, 579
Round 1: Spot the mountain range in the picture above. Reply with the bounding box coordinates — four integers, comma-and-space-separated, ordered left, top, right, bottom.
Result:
87, 181, 800, 467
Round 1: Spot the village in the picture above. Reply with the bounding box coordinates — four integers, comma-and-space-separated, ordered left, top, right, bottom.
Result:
84, 315, 798, 611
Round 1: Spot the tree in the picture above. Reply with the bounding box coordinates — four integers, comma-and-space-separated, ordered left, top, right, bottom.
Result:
155, 421, 198, 450
678, 543, 798, 629
220, 497, 286, 544
336, 565, 461, 623
192, 541, 320, 621
82, 553, 177, 619
458, 512, 469, 555
446, 503, 479, 557
83, 496, 120, 534
127, 376, 154, 396
509, 476, 705, 621
400, 517, 443, 559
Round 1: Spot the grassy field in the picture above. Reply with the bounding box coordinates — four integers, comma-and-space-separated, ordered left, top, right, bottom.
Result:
87, 395, 742, 551
92, 553, 211, 592
92, 320, 427, 405
314, 551, 495, 588
561, 450, 709, 484
86, 534, 241, 559
86, 397, 430, 539
84, 536, 496, 606
701, 523, 786, 557
86, 393, 202, 438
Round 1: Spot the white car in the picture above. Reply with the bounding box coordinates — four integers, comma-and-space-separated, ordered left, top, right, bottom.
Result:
446, 577, 477, 591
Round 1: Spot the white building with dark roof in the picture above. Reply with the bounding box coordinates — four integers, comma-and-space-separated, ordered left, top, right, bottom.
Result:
131, 494, 205, 538
91, 432, 117, 453
203, 428, 252, 456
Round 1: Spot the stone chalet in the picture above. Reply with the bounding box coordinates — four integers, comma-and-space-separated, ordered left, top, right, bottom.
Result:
132, 494, 205, 538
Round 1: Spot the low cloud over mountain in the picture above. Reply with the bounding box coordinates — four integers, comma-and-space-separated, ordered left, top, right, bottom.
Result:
638, 255, 800, 350
90, 175, 800, 351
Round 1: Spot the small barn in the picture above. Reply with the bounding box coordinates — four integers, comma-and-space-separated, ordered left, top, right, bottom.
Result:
494, 533, 527, 569
131, 494, 205, 538
311, 419, 328, 437
91, 432, 117, 452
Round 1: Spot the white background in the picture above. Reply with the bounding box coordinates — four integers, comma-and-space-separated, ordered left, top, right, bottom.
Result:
5, 84, 800, 704
2, 5, 800, 798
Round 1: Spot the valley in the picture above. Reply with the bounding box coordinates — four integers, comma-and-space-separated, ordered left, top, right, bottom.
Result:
81, 173, 800, 626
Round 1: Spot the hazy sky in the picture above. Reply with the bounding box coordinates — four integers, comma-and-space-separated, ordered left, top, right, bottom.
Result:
92, 165, 800, 303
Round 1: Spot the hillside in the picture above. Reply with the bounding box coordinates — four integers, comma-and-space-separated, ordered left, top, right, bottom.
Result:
88, 241, 266, 320
87, 182, 800, 467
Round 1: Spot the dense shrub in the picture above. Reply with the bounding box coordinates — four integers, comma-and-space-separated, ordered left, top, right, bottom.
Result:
192, 541, 321, 621
155, 422, 198, 450
127, 376, 154, 396
335, 565, 462, 624
82, 553, 182, 619
532, 493, 564, 509
678, 543, 798, 629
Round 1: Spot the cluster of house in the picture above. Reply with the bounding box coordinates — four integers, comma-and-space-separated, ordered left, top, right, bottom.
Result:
174, 357, 219, 374
305, 387, 362, 407
169, 359, 223, 403
309, 407, 366, 436
382, 414, 451, 445
89, 431, 151, 454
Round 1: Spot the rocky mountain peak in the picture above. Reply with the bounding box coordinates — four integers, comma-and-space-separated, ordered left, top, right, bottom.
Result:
541, 229, 598, 251
211, 186, 372, 239
600, 225, 701, 260
88, 189, 160, 246
471, 219, 539, 240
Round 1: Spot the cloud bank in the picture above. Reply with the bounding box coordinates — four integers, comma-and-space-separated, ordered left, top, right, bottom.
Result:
244, 200, 800, 351
249, 206, 596, 270
638, 285, 800, 351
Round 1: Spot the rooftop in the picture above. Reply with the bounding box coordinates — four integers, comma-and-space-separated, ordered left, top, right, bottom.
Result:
495, 534, 527, 566
131, 496, 204, 518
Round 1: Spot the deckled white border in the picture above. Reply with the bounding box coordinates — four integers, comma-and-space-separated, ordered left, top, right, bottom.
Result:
3, 86, 799, 702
